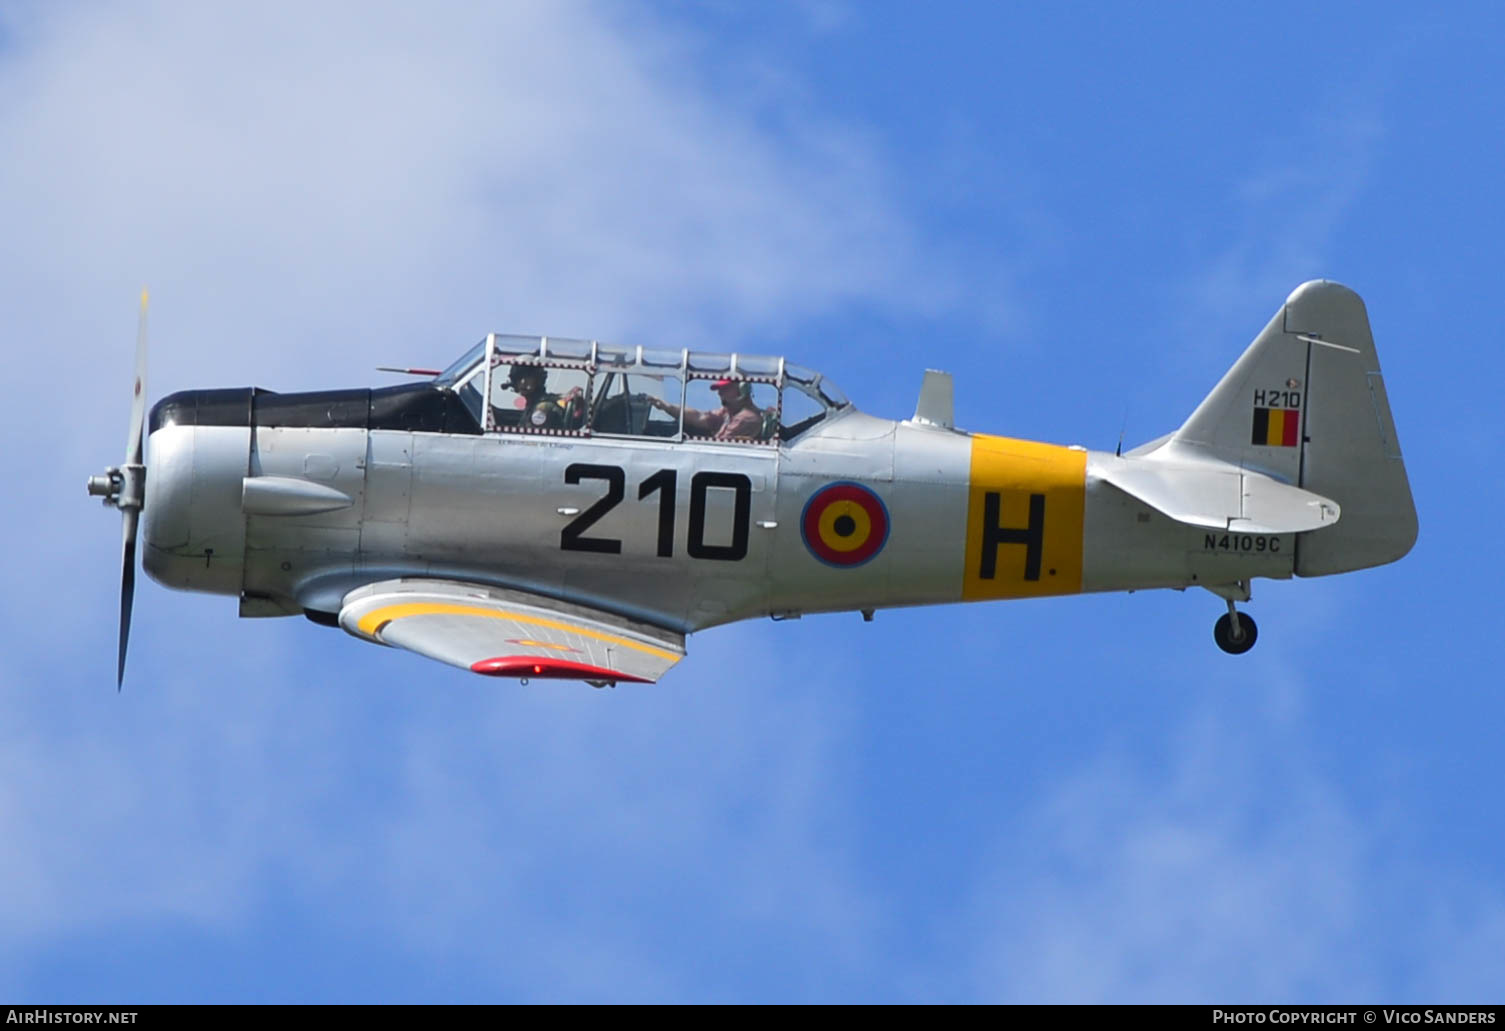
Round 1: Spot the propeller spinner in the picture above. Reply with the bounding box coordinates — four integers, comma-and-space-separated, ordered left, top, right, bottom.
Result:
86, 290, 149, 688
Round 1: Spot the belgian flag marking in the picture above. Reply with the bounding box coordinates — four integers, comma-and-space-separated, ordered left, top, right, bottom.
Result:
1251, 407, 1300, 447
801, 482, 890, 568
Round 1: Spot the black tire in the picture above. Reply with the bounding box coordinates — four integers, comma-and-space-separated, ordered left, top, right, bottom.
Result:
1213, 611, 1258, 654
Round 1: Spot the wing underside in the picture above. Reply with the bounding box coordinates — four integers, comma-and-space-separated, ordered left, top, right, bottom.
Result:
339, 579, 686, 684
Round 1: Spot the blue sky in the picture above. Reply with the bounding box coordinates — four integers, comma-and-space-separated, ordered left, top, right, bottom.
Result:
3, 0, 1502, 1003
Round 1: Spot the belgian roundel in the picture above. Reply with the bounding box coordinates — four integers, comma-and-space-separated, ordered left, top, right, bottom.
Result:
801, 482, 890, 568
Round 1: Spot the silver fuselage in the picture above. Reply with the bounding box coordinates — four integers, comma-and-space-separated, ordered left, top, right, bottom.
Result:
143, 400, 1298, 634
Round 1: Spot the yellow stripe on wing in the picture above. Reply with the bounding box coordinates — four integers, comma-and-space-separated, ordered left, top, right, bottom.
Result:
355, 602, 682, 662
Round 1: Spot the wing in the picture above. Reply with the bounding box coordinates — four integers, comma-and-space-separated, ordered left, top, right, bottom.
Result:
339, 578, 685, 684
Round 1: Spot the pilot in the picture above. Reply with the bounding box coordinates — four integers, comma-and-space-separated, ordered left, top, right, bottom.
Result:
507, 364, 583, 431
652, 378, 764, 440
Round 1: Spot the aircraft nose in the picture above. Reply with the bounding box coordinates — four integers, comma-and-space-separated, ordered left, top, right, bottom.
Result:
142, 389, 252, 596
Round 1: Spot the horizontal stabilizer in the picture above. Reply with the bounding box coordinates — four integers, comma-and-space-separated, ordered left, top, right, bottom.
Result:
1094, 455, 1340, 533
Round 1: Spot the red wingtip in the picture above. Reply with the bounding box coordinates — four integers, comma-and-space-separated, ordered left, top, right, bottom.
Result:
470, 656, 650, 683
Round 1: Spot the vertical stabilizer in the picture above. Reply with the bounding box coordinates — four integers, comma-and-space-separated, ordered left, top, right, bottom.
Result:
1167, 281, 1416, 576
1172, 300, 1305, 483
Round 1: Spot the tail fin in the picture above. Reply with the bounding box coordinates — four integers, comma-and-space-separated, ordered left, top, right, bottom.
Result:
1169, 280, 1417, 576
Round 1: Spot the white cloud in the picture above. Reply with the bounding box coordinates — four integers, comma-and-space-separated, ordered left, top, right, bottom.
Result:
960, 696, 1505, 1002
0, 1, 933, 401
0, 592, 876, 1000
0, 0, 923, 999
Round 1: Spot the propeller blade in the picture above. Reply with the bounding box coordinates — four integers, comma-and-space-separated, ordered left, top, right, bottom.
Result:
117, 290, 148, 689
118, 508, 138, 690
126, 289, 148, 466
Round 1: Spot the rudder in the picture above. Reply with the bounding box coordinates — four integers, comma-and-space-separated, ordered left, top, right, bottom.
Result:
1283, 281, 1416, 575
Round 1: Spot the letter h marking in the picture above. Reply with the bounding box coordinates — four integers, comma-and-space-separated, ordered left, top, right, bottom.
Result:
979, 492, 1045, 581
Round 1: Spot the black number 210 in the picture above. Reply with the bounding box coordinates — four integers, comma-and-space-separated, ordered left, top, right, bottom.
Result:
561, 463, 751, 561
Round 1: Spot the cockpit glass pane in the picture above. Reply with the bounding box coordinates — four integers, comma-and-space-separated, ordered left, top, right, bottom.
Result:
492, 335, 541, 361
486, 361, 591, 435
455, 378, 483, 425
543, 337, 592, 362
817, 378, 849, 408
642, 348, 684, 369
434, 340, 485, 387
784, 363, 817, 386
681, 378, 778, 444
589, 370, 684, 438
687, 352, 731, 374
733, 354, 779, 378
595, 345, 634, 368
778, 382, 828, 441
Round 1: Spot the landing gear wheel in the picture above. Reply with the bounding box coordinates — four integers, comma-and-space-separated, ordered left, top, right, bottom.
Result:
1213, 611, 1258, 654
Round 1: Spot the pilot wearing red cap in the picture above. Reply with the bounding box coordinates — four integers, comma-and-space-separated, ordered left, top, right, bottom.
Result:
652, 378, 764, 440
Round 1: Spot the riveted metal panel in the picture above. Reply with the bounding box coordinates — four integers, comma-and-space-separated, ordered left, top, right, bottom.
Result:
361, 429, 414, 558
766, 419, 969, 617
1082, 452, 1295, 593
242, 426, 365, 605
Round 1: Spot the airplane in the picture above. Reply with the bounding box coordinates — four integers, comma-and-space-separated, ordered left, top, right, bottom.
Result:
87, 280, 1416, 688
